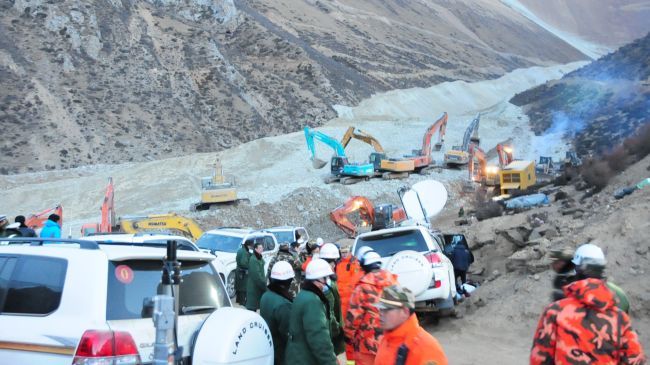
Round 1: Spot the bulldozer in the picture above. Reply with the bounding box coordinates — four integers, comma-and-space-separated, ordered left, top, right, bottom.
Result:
191, 159, 248, 211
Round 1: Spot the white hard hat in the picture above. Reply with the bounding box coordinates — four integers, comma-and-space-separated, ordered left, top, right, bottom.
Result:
316, 237, 324, 247
270, 261, 295, 280
6, 222, 20, 229
572, 243, 606, 266
305, 258, 334, 280
362, 251, 382, 266
355, 246, 373, 260
319, 243, 340, 260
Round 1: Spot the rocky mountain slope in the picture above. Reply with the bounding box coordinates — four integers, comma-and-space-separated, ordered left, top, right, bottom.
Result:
510, 32, 650, 156
0, 0, 587, 174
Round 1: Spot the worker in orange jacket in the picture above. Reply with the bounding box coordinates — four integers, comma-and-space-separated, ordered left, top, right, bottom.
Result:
374, 285, 448, 365
336, 245, 365, 363
344, 251, 398, 365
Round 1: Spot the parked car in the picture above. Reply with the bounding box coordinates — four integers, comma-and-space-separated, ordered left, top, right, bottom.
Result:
266, 226, 309, 245
0, 237, 273, 365
80, 232, 228, 282
352, 225, 457, 312
195, 228, 278, 298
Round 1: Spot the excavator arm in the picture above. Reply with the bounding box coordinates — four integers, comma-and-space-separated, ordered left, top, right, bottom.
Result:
304, 126, 346, 169
329, 196, 375, 237
468, 144, 487, 183
421, 112, 448, 155
496, 144, 514, 168
81, 177, 114, 236
118, 213, 204, 241
340, 126, 385, 153
461, 113, 481, 151
25, 204, 63, 229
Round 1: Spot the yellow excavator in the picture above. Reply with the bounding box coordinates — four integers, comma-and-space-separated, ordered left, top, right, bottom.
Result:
118, 213, 204, 241
191, 159, 248, 211
340, 127, 414, 179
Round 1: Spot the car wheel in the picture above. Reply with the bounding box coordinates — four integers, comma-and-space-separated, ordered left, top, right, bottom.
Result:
226, 271, 236, 298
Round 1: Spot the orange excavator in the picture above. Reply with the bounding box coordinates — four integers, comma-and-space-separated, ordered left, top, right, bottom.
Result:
81, 177, 115, 236
329, 196, 406, 237
404, 112, 447, 172
25, 204, 63, 229
469, 143, 514, 186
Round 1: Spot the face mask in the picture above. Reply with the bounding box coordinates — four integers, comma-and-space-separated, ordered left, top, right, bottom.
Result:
248, 249, 253, 253
322, 282, 330, 294
312, 253, 319, 259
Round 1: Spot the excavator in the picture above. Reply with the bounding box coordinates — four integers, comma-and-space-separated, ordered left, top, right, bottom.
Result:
117, 213, 204, 241
469, 143, 514, 186
444, 113, 480, 166
80, 177, 115, 236
191, 159, 248, 211
329, 196, 407, 237
340, 127, 414, 179
403, 112, 448, 172
304, 126, 374, 184
25, 204, 64, 229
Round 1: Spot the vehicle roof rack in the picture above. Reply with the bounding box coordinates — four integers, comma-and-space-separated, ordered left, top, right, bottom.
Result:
97, 240, 198, 252
1, 237, 100, 250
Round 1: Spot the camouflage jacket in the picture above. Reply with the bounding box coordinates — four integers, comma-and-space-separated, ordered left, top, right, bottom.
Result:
531, 278, 646, 365
267, 250, 301, 297
344, 269, 398, 355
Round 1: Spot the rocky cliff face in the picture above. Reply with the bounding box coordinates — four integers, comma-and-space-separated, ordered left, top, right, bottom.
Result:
0, 0, 586, 174
510, 32, 650, 156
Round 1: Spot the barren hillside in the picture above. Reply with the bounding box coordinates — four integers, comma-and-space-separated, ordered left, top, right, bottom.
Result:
0, 0, 587, 174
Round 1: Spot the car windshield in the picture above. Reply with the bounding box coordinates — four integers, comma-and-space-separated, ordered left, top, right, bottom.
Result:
355, 229, 428, 257
270, 231, 294, 244
195, 234, 242, 253
107, 259, 229, 320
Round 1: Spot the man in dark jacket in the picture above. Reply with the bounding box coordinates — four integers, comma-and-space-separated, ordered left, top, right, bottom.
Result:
285, 258, 337, 365
235, 240, 253, 304
260, 261, 294, 365
450, 240, 474, 296
246, 242, 266, 311
266, 242, 302, 298
14, 215, 36, 237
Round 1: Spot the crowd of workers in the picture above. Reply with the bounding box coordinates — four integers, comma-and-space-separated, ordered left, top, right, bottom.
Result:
0, 214, 61, 238
234, 233, 646, 365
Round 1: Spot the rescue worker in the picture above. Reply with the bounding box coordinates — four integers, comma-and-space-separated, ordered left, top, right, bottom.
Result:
531, 243, 646, 364
14, 215, 36, 237
336, 245, 364, 364
549, 244, 630, 313
245, 242, 266, 311
285, 258, 338, 365
301, 238, 323, 273
235, 240, 253, 304
39, 214, 61, 238
0, 215, 19, 238
374, 285, 448, 365
344, 250, 398, 365
267, 242, 302, 298
290, 240, 304, 290
320, 243, 346, 356
450, 238, 474, 296
260, 261, 294, 365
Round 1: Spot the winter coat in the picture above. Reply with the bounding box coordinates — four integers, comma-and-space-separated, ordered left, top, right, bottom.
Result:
259, 286, 292, 365
531, 278, 646, 365
324, 280, 346, 355
344, 269, 398, 355
375, 314, 448, 365
284, 282, 337, 365
235, 246, 251, 293
336, 256, 364, 321
245, 253, 266, 311
450, 244, 473, 271
18, 226, 37, 237
39, 220, 61, 238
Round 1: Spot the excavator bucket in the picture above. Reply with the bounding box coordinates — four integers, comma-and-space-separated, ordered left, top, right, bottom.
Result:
434, 142, 443, 151
312, 157, 328, 169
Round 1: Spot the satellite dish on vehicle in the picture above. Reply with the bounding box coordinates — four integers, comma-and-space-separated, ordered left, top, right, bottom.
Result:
399, 180, 447, 224
193, 307, 273, 365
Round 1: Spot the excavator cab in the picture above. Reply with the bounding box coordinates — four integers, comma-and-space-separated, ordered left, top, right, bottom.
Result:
330, 156, 349, 176
368, 152, 387, 170
373, 204, 394, 231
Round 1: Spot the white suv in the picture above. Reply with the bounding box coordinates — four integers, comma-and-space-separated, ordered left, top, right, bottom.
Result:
0, 238, 273, 365
352, 225, 457, 311
266, 226, 310, 245
195, 228, 278, 298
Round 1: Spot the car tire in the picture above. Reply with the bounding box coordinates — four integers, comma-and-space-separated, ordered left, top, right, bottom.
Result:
226, 271, 236, 299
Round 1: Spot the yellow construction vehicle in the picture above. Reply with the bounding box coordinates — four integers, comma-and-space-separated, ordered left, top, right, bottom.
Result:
118, 213, 204, 241
444, 113, 480, 166
191, 159, 247, 211
340, 127, 414, 179
498, 160, 537, 196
